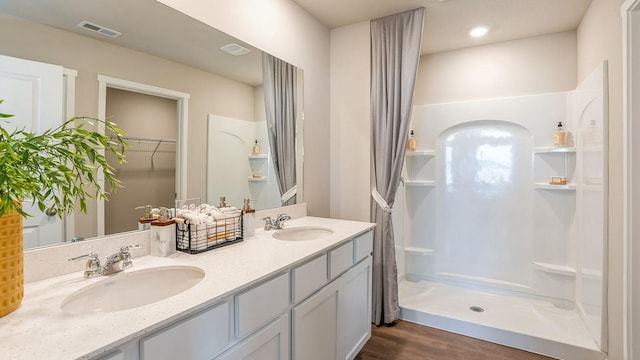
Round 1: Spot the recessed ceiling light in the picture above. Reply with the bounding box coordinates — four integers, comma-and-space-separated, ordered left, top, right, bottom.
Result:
469, 26, 489, 38
220, 43, 251, 56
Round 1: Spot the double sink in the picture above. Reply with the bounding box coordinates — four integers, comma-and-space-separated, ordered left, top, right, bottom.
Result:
60, 226, 334, 315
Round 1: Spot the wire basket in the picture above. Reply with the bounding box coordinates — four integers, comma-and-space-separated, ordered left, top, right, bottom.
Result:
175, 212, 243, 254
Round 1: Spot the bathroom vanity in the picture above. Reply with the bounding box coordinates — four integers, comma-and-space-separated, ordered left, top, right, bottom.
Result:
0, 216, 374, 360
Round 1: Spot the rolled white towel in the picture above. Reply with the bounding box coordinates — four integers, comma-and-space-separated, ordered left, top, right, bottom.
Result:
182, 212, 207, 225
211, 210, 241, 220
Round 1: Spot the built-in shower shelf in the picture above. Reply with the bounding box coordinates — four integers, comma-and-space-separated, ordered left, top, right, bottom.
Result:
534, 146, 576, 154
248, 177, 269, 182
248, 154, 268, 159
533, 182, 576, 190
404, 247, 435, 255
533, 262, 576, 276
405, 180, 436, 187
406, 150, 436, 157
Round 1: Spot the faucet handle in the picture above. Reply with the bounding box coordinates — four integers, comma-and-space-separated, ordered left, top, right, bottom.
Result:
119, 244, 141, 269
261, 216, 274, 230
69, 253, 101, 277
69, 252, 100, 265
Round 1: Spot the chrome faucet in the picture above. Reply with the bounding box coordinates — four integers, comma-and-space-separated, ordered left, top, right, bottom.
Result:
261, 214, 291, 230
70, 244, 142, 278
274, 214, 291, 229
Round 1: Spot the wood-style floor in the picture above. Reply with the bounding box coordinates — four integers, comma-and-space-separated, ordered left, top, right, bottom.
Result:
356, 320, 556, 360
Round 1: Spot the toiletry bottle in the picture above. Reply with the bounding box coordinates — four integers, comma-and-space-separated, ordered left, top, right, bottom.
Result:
251, 140, 261, 155
554, 121, 566, 147
150, 217, 176, 257
135, 204, 154, 230
242, 198, 255, 237
407, 130, 417, 151
219, 196, 226, 208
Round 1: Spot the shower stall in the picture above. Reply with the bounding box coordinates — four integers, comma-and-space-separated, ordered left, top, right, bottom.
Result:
396, 63, 608, 360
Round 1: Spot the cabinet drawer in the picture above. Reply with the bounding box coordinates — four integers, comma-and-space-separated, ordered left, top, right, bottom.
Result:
235, 272, 290, 339
140, 299, 231, 360
354, 231, 373, 263
329, 240, 353, 279
292, 254, 328, 303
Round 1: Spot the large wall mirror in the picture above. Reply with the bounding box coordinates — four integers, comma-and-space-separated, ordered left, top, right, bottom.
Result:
0, 0, 304, 249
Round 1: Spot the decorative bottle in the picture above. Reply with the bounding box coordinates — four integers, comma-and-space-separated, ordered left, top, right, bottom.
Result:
407, 130, 417, 151
554, 121, 566, 147
251, 140, 261, 155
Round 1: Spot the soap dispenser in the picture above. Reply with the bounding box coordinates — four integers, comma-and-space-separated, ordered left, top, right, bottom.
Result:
242, 198, 255, 238
407, 130, 417, 151
150, 208, 176, 257
251, 140, 261, 155
554, 121, 566, 147
135, 204, 154, 230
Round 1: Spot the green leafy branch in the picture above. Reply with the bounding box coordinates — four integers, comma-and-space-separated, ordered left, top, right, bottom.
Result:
0, 100, 128, 218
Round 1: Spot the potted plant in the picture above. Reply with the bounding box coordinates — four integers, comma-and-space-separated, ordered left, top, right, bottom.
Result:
0, 99, 127, 317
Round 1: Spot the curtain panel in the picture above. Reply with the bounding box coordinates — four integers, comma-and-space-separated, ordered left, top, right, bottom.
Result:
262, 53, 298, 206
370, 7, 425, 325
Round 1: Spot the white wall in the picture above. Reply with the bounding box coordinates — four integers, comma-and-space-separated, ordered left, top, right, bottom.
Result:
414, 31, 577, 105
328, 28, 579, 220
157, 0, 331, 217
329, 21, 371, 221
576, 1, 625, 359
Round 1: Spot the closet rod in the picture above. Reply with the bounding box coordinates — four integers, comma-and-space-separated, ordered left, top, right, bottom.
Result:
120, 135, 176, 144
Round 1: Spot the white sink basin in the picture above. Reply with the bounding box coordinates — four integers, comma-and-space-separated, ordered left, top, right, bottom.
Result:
61, 266, 204, 315
272, 226, 334, 241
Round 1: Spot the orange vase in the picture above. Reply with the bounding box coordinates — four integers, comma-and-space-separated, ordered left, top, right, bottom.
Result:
0, 209, 23, 317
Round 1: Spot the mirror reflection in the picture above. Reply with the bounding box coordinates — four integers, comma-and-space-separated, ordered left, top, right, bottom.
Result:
0, 0, 303, 249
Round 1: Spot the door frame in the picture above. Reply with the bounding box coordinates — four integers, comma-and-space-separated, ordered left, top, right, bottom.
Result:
622, 1, 640, 358
62, 68, 78, 242
97, 75, 189, 236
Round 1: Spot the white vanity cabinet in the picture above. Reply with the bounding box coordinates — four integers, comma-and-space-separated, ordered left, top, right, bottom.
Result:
291, 231, 373, 360
92, 229, 374, 360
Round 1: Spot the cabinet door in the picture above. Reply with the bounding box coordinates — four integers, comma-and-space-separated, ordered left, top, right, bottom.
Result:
339, 257, 372, 360
292, 279, 341, 360
140, 299, 231, 360
216, 314, 289, 360
95, 340, 139, 360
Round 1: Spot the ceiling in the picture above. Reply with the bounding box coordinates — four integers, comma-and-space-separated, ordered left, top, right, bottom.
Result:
293, 0, 593, 54
0, 0, 593, 85
0, 0, 264, 86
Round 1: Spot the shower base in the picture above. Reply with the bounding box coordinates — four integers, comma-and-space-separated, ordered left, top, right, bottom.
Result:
399, 279, 605, 360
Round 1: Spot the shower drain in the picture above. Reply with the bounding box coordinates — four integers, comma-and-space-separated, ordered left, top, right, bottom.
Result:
469, 306, 485, 313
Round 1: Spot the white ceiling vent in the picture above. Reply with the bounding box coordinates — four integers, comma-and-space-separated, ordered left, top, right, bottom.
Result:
220, 43, 251, 56
77, 20, 122, 38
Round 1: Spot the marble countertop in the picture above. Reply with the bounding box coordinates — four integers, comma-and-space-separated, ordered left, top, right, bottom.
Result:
0, 216, 375, 360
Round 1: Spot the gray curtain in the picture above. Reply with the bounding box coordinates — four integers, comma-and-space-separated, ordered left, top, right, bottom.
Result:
370, 8, 425, 325
262, 53, 297, 206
